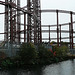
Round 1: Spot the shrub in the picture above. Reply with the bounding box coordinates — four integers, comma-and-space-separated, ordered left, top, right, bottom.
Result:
18, 43, 38, 65
54, 45, 69, 57
38, 44, 54, 64
0, 51, 6, 59
1, 58, 13, 69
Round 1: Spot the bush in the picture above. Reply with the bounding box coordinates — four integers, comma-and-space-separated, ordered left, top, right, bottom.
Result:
0, 51, 6, 59
18, 43, 38, 65
54, 45, 69, 57
0, 43, 70, 69
1, 58, 13, 69
38, 44, 54, 64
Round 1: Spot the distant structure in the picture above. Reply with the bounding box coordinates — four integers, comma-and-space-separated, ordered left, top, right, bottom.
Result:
0, 0, 75, 49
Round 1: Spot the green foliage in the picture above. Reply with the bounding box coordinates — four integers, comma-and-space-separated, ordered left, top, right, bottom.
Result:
50, 41, 57, 44
1, 58, 13, 68
0, 43, 70, 69
0, 51, 6, 59
38, 44, 54, 64
18, 43, 38, 65
54, 45, 69, 57
38, 45, 53, 58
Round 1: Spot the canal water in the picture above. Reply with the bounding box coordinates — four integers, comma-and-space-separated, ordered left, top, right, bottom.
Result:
0, 59, 75, 75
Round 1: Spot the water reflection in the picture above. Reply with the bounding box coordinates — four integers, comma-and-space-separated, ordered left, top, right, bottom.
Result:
43, 59, 75, 75
0, 59, 75, 75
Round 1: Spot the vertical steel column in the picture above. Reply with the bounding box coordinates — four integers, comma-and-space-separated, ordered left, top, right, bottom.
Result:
24, 13, 26, 42
69, 23, 71, 49
17, 0, 20, 43
37, 0, 39, 43
70, 12, 73, 49
11, 0, 16, 43
5, 0, 8, 41
27, 0, 31, 43
49, 26, 50, 43
33, 0, 37, 44
30, 0, 35, 43
38, 0, 42, 43
13, 15, 16, 43
10, 0, 13, 43
60, 25, 61, 46
56, 10, 59, 46
40, 19, 42, 43
38, 23, 40, 43
30, 14, 32, 43
40, 20, 42, 43
10, 0, 16, 43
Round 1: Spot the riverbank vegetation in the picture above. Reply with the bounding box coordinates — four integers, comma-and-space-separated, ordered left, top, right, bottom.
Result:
0, 43, 73, 69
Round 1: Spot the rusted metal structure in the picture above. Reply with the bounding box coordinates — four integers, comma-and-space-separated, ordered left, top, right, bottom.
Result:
0, 0, 75, 49
27, 0, 42, 43
41, 9, 75, 49
0, 0, 42, 44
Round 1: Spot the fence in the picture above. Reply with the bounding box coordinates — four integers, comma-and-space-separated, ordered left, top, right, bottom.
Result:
0, 43, 20, 57
69, 49, 75, 54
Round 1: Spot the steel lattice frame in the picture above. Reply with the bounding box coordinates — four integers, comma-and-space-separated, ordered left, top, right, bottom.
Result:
5, 0, 17, 43
41, 9, 75, 49
27, 0, 42, 43
0, 0, 42, 44
0, 0, 75, 49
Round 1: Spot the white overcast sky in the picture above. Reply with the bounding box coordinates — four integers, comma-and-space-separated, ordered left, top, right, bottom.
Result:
0, 0, 75, 43
41, 0, 75, 11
